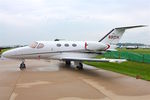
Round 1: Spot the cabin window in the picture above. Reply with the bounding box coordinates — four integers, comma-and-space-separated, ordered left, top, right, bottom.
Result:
56, 43, 61, 47
72, 43, 77, 47
29, 42, 38, 48
64, 43, 69, 47
37, 43, 44, 49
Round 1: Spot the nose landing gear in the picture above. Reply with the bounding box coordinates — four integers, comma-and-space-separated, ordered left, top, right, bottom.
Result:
20, 61, 26, 70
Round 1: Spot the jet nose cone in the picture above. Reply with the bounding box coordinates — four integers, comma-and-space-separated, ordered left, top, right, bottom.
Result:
1, 51, 9, 58
1, 50, 15, 59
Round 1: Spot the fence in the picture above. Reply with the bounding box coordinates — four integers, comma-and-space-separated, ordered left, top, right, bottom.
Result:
103, 51, 150, 63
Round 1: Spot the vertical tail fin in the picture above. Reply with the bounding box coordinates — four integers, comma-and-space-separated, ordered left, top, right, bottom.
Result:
99, 25, 146, 45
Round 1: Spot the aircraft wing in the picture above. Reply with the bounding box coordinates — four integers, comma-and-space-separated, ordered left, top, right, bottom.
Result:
61, 57, 127, 63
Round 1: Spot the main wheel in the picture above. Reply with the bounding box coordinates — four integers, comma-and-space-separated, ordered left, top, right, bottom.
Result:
77, 63, 83, 70
65, 61, 71, 66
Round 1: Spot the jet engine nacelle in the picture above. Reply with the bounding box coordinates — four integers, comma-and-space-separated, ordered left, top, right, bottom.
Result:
86, 42, 108, 51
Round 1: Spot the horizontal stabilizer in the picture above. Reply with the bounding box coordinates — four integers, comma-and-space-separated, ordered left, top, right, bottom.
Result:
115, 25, 147, 29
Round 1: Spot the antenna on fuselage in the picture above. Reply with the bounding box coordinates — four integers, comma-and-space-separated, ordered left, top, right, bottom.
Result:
54, 39, 65, 41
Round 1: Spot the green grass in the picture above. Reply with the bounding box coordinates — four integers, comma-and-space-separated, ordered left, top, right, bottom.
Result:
85, 60, 150, 81
85, 50, 150, 81
117, 48, 150, 54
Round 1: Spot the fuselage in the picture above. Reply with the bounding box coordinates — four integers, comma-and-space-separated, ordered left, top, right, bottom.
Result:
2, 41, 109, 60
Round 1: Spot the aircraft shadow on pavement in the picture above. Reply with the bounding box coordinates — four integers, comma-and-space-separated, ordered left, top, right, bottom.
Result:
58, 62, 150, 96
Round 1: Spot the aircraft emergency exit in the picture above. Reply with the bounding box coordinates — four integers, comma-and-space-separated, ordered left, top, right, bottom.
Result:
1, 25, 146, 70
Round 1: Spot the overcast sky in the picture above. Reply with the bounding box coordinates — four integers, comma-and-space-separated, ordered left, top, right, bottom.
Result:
0, 0, 149, 46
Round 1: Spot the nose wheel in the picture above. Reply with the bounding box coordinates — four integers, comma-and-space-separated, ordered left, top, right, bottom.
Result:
20, 61, 26, 70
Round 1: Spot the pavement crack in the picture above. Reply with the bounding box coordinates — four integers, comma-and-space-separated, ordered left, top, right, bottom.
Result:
8, 70, 23, 100
81, 78, 113, 100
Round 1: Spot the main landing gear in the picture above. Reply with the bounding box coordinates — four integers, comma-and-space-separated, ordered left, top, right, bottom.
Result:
76, 63, 83, 70
20, 61, 26, 70
65, 60, 71, 66
65, 61, 83, 70
74, 61, 83, 70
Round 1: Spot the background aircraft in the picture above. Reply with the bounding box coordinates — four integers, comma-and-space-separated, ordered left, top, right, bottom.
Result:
1, 25, 145, 70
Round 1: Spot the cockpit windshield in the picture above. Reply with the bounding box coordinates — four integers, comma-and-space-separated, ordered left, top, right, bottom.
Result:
29, 42, 38, 48
37, 43, 44, 49
29, 42, 45, 49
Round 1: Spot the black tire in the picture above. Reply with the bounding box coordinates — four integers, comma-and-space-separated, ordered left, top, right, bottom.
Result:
66, 61, 71, 65
20, 63, 26, 70
77, 63, 83, 70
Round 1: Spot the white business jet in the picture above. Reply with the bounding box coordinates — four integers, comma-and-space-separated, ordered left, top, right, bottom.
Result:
1, 25, 145, 70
